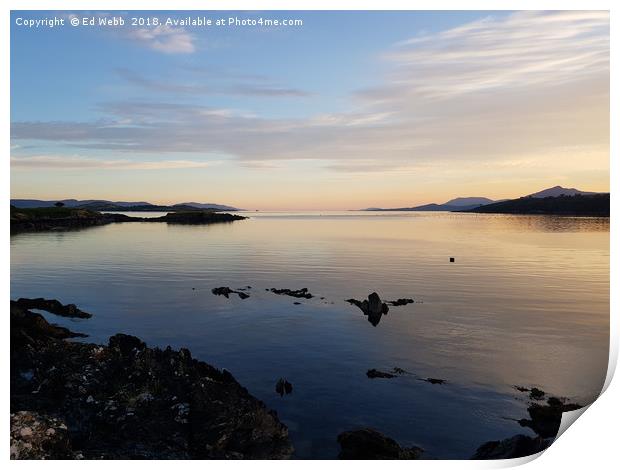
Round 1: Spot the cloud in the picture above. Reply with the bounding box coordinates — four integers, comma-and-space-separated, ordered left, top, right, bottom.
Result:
116, 68, 311, 97
11, 155, 210, 170
125, 24, 195, 54
11, 11, 609, 175
360, 11, 608, 103
63, 12, 196, 54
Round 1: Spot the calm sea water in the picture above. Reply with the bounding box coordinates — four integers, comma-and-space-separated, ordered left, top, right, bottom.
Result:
10, 211, 609, 458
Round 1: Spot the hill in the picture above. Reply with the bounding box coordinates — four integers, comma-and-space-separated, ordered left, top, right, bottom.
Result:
444, 197, 495, 206
527, 186, 598, 198
464, 193, 609, 216
10, 199, 240, 212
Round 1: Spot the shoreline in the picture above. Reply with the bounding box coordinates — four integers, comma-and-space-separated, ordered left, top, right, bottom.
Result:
10, 300, 293, 459
10, 297, 582, 460
10, 207, 247, 234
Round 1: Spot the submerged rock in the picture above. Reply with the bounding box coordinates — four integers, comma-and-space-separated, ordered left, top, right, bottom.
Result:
211, 287, 250, 300
10, 301, 293, 459
337, 428, 423, 459
269, 287, 313, 299
422, 378, 446, 385
386, 298, 414, 306
16, 297, 92, 318
513, 385, 546, 400
366, 367, 409, 379
346, 293, 389, 326
367, 369, 397, 379
275, 378, 293, 397
472, 434, 550, 459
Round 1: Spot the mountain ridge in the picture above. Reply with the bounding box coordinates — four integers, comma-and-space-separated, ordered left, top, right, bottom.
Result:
10, 199, 241, 212
361, 186, 603, 212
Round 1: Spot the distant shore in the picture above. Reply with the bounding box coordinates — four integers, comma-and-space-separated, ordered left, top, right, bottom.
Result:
460, 193, 609, 217
10, 206, 247, 234
361, 194, 610, 217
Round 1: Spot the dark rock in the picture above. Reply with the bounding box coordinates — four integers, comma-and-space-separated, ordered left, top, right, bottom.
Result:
10, 301, 87, 340
155, 211, 247, 225
211, 287, 250, 300
337, 428, 423, 459
275, 378, 293, 396
450, 257, 455, 262
293, 302, 301, 305
519, 396, 582, 438
346, 293, 389, 326
512, 387, 582, 439
16, 298, 92, 318
422, 378, 446, 385
366, 369, 397, 379
10, 302, 293, 459
108, 334, 146, 357
472, 434, 551, 459
270, 288, 313, 299
387, 298, 414, 306
10, 411, 77, 459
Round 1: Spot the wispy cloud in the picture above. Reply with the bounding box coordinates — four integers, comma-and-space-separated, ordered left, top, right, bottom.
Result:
363, 10, 609, 102
125, 24, 195, 54
63, 12, 197, 54
11, 155, 210, 170
116, 68, 311, 97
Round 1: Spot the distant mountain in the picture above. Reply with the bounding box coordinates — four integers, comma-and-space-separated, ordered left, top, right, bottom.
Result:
444, 197, 495, 206
363, 197, 497, 212
464, 193, 609, 216
10, 199, 153, 208
10, 199, 240, 212
177, 202, 240, 211
526, 186, 599, 198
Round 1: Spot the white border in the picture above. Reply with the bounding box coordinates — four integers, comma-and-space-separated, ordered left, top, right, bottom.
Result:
3, 1, 617, 468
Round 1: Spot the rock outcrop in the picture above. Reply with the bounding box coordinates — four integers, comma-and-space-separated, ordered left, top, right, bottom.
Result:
337, 428, 423, 459
472, 434, 550, 459
346, 293, 389, 326
10, 301, 293, 459
472, 388, 582, 459
16, 297, 92, 318
269, 288, 313, 299
386, 298, 414, 306
10, 207, 247, 234
211, 287, 250, 300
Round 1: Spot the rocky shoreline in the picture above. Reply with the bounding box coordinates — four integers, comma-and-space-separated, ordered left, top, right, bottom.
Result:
10, 207, 246, 234
10, 301, 292, 459
10, 297, 583, 460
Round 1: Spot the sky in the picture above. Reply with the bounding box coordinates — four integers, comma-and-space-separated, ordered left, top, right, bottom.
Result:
10, 10, 610, 210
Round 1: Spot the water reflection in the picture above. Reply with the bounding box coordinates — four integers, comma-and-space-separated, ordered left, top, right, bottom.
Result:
10, 211, 609, 458
346, 293, 390, 326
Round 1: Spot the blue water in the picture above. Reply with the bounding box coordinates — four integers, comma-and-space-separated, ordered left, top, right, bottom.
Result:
10, 212, 609, 458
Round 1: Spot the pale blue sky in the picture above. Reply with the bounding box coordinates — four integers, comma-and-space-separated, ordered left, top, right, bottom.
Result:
11, 11, 609, 209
